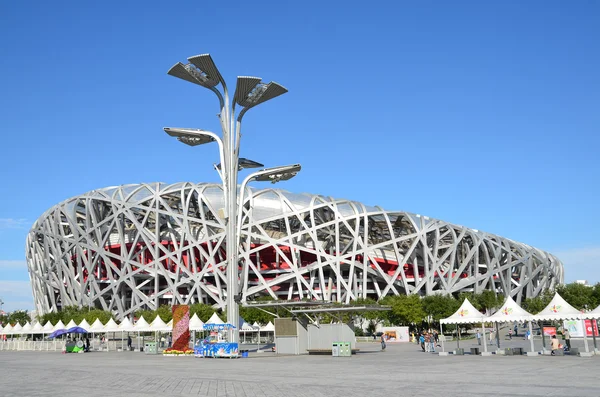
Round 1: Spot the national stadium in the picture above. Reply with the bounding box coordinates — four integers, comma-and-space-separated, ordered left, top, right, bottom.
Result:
25, 182, 564, 319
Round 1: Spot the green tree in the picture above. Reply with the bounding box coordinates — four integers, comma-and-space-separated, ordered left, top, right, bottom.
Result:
557, 283, 596, 310
135, 309, 157, 323
477, 291, 504, 315
7, 310, 31, 326
190, 303, 217, 322
422, 294, 460, 322
380, 294, 425, 326
155, 305, 173, 322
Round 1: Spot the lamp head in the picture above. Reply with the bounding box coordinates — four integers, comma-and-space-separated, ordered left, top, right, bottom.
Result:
253, 164, 301, 184
234, 76, 288, 108
163, 127, 217, 147
167, 54, 222, 89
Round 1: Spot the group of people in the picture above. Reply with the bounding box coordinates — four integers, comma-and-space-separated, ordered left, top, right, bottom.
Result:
411, 331, 439, 352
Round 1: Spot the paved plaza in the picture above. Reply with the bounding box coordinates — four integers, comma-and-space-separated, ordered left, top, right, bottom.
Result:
1, 340, 599, 397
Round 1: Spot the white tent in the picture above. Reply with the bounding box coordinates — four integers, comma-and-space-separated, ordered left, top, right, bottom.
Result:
441, 299, 488, 324
133, 316, 151, 332
78, 319, 91, 331
189, 314, 205, 331
42, 321, 54, 334
12, 323, 23, 334
531, 293, 582, 321
2, 324, 13, 335
90, 318, 105, 332
119, 317, 134, 332
260, 321, 275, 332
166, 319, 173, 331
241, 321, 256, 331
205, 312, 224, 325
150, 316, 170, 332
103, 318, 120, 333
65, 319, 78, 330
32, 322, 44, 334
21, 322, 33, 333
583, 304, 600, 320
487, 295, 533, 323
52, 320, 66, 331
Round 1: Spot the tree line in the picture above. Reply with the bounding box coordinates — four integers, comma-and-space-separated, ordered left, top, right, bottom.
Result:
1, 282, 598, 330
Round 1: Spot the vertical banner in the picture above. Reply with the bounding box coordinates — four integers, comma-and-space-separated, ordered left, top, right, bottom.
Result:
172, 305, 190, 351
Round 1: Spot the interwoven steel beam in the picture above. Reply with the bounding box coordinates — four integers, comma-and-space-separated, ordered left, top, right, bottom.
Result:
25, 183, 563, 319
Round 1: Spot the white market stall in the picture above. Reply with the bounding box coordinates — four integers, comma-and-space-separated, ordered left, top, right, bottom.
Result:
487, 295, 534, 353
440, 298, 489, 353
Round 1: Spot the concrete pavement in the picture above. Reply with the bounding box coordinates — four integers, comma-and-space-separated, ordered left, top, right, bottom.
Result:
0, 341, 599, 397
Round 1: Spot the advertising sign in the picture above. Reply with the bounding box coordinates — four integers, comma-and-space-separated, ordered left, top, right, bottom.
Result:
380, 326, 410, 343
542, 327, 556, 336
563, 319, 599, 337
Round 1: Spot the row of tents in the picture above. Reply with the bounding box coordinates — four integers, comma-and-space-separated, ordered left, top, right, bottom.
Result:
441, 292, 600, 325
0, 311, 275, 336
440, 292, 600, 354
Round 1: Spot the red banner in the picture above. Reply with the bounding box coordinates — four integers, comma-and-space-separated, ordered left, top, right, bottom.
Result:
543, 327, 556, 336
584, 320, 599, 337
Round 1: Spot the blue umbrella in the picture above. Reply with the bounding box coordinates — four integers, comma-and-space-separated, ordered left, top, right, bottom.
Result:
67, 326, 88, 334
48, 329, 68, 338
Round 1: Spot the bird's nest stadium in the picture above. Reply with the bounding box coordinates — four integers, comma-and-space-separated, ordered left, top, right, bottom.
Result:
26, 182, 563, 319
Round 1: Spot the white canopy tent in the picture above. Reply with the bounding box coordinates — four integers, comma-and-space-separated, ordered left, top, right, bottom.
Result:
32, 321, 44, 334
133, 316, 151, 332
119, 318, 134, 332
78, 319, 91, 331
440, 298, 489, 352
205, 312, 224, 325
89, 318, 105, 333
65, 319, 78, 330
52, 320, 66, 332
487, 295, 535, 353
103, 318, 120, 333
487, 295, 533, 323
583, 305, 600, 320
21, 322, 33, 333
42, 321, 54, 334
260, 321, 275, 332
531, 293, 593, 353
189, 314, 205, 331
150, 316, 170, 332
3, 324, 13, 335
531, 293, 581, 322
12, 323, 23, 335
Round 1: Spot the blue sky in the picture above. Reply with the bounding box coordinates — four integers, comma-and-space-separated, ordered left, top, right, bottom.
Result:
1, 0, 598, 312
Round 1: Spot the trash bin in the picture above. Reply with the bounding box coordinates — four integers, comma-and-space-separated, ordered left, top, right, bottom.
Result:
332, 342, 340, 357
454, 348, 464, 355
144, 342, 157, 355
241, 350, 249, 358
512, 347, 523, 355
339, 342, 351, 357
504, 348, 513, 356
470, 347, 480, 355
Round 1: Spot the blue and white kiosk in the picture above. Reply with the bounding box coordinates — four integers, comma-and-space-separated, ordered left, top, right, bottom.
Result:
194, 323, 238, 358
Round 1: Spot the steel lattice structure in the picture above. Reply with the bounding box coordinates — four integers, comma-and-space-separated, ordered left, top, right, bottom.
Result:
26, 182, 563, 319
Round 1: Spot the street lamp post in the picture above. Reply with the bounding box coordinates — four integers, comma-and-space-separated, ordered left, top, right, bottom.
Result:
165, 54, 294, 344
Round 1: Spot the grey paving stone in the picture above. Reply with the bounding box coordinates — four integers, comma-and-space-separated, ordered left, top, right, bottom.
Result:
0, 341, 598, 396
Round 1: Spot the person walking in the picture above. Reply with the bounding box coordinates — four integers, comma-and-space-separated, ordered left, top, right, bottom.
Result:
419, 333, 425, 352
127, 335, 132, 351
476, 330, 481, 345
563, 329, 571, 351
429, 333, 436, 353
508, 329, 513, 340
380, 333, 386, 351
